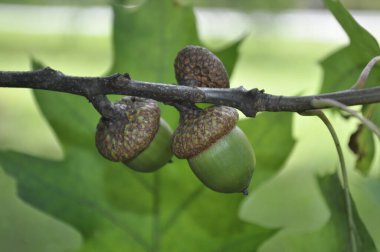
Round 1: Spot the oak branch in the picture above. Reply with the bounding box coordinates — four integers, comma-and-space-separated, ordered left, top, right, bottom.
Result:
0, 67, 380, 117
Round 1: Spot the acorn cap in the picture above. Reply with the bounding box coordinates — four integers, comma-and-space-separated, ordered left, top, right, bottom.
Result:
95, 97, 160, 162
174, 45, 230, 88
172, 106, 238, 159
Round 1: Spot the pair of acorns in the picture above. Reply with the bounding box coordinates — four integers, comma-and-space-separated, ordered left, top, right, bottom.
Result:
95, 46, 255, 194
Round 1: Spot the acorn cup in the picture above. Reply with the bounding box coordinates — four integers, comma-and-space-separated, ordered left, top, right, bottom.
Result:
173, 45, 256, 194
174, 45, 230, 88
95, 96, 173, 172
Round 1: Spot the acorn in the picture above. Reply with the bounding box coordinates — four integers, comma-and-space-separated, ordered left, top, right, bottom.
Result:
172, 45, 256, 194
95, 96, 173, 172
174, 45, 229, 88
172, 105, 255, 194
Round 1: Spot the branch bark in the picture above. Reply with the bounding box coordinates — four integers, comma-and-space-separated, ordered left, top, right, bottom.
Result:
1, 67, 380, 117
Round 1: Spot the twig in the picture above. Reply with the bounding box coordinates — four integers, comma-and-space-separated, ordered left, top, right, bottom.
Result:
1, 68, 380, 117
300, 110, 357, 252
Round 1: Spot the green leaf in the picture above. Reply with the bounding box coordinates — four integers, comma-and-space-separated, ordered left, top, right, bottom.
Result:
317, 173, 376, 251
109, 1, 243, 128
109, 0, 199, 83
321, 0, 380, 93
0, 2, 276, 251
31, 57, 45, 69
238, 112, 297, 233
259, 172, 377, 252
348, 104, 378, 176
320, 0, 379, 177
0, 167, 82, 252
372, 104, 380, 126
0, 91, 277, 252
351, 176, 380, 250
238, 112, 295, 188
214, 39, 244, 77
349, 120, 375, 176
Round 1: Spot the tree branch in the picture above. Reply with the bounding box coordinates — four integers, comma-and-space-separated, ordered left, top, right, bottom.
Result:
1, 67, 380, 117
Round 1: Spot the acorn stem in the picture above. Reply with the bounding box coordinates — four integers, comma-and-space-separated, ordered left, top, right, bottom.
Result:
170, 102, 198, 113
170, 102, 202, 123
90, 94, 121, 120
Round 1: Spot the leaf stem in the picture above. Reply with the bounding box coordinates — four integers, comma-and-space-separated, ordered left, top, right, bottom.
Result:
300, 110, 358, 252
312, 98, 380, 139
352, 56, 380, 89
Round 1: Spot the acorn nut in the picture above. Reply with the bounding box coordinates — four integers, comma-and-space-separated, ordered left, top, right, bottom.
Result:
95, 96, 173, 172
172, 105, 255, 194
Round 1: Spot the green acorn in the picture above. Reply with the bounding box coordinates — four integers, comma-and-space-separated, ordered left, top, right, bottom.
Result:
172, 45, 255, 194
95, 96, 173, 172
172, 105, 255, 194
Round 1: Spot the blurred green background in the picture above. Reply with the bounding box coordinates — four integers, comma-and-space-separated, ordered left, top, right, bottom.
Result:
0, 0, 379, 251
0, 0, 379, 9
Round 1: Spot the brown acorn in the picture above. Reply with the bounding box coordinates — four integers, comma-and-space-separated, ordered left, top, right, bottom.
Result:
96, 97, 173, 172
174, 45, 230, 88
172, 45, 255, 194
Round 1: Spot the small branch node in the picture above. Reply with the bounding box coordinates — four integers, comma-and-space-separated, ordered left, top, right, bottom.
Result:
241, 108, 257, 118
122, 73, 131, 80
237, 86, 247, 91
109, 73, 132, 88
41, 66, 61, 76
248, 88, 259, 97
